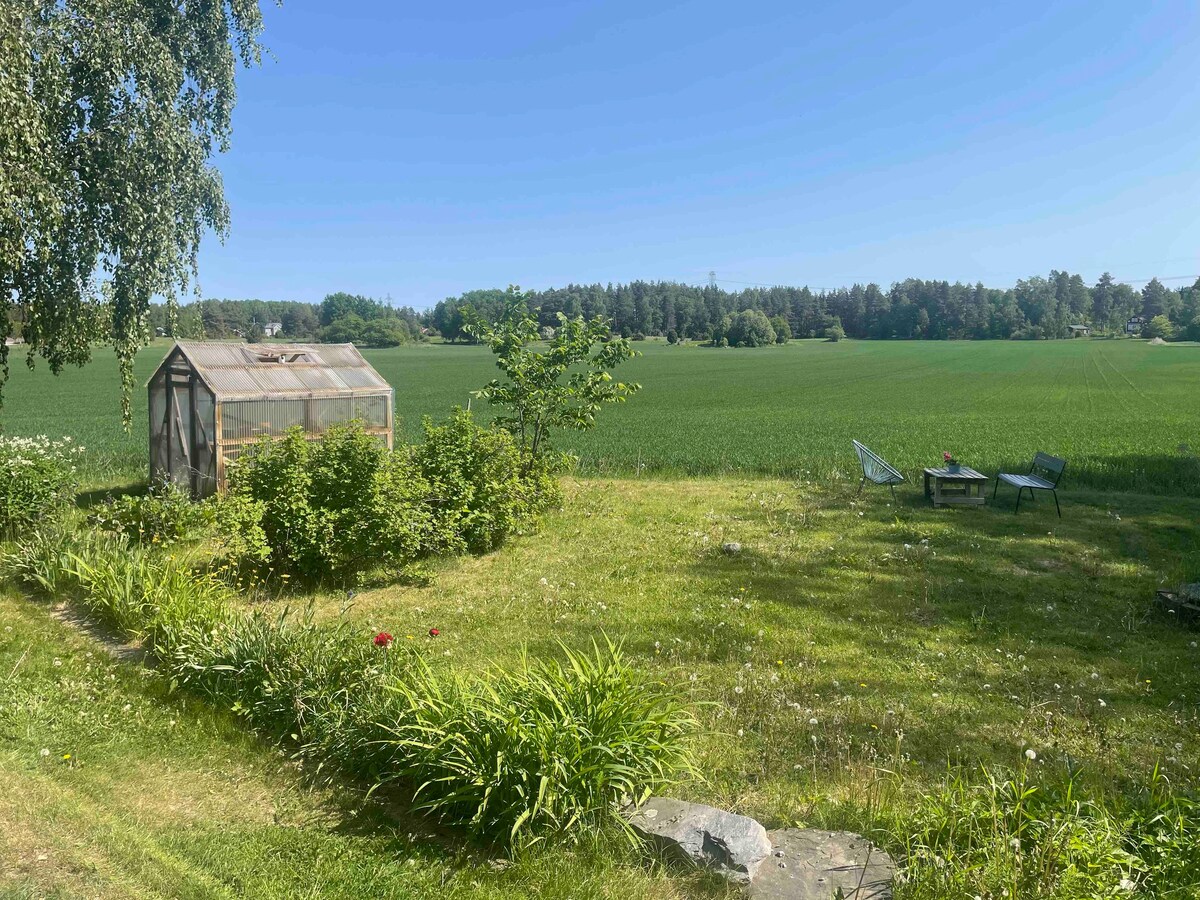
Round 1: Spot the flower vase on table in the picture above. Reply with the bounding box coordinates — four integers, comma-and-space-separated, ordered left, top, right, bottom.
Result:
943, 451, 961, 473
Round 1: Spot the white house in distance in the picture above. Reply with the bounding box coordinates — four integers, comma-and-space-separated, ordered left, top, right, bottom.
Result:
263, 321, 284, 337
1126, 316, 1146, 335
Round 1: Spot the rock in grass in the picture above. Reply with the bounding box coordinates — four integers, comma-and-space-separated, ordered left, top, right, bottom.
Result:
721, 541, 742, 555
625, 797, 770, 884
748, 828, 895, 899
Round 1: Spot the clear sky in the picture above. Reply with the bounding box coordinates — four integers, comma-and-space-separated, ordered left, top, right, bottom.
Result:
197, 0, 1200, 308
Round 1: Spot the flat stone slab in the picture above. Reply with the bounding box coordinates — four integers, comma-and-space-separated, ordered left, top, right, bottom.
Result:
748, 828, 895, 899
625, 797, 771, 884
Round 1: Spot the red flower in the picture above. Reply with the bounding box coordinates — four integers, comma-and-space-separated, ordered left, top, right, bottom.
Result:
428, 628, 440, 638
943, 451, 952, 462
373, 632, 394, 648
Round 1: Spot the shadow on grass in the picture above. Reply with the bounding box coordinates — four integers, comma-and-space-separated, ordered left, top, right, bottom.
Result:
650, 481, 1200, 777
74, 482, 149, 509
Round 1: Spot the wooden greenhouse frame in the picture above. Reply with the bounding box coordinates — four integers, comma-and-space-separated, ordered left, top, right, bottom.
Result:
148, 341, 394, 497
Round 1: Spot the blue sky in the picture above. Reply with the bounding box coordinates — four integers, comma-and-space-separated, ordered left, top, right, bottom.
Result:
198, 1, 1200, 308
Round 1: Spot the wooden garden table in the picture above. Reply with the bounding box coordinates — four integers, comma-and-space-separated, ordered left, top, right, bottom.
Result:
923, 466, 988, 508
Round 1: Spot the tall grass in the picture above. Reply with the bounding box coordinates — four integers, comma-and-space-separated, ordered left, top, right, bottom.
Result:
383, 640, 697, 846
887, 763, 1200, 898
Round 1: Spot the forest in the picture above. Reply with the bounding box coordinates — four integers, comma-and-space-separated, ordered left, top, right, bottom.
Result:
11, 272, 1193, 347
432, 273, 1200, 343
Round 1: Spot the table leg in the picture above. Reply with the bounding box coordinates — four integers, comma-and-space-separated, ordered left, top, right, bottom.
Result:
924, 471, 931, 499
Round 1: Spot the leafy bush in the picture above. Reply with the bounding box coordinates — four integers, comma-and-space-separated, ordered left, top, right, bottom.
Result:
1143, 314, 1175, 340
769, 315, 792, 344
382, 639, 696, 848
414, 409, 558, 553
0, 435, 83, 535
91, 478, 210, 545
725, 309, 777, 347
224, 422, 434, 580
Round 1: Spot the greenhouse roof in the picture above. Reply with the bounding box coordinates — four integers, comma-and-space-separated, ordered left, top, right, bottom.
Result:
161, 341, 393, 400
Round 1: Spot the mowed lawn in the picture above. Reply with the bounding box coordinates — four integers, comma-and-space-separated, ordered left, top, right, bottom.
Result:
1, 338, 1197, 493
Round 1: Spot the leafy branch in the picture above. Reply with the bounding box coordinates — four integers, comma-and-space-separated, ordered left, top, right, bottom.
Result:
467, 286, 639, 465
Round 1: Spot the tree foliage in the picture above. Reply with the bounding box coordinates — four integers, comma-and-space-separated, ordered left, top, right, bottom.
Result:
0, 0, 266, 420
433, 272, 1200, 344
467, 287, 639, 463
719, 309, 776, 347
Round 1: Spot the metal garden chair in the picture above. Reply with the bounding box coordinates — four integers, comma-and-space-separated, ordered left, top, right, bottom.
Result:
852, 440, 905, 500
993, 452, 1067, 517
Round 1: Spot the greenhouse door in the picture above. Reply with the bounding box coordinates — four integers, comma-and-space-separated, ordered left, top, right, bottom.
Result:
165, 374, 194, 493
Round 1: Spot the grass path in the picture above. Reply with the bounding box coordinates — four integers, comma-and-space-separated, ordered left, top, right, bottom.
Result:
0, 591, 727, 899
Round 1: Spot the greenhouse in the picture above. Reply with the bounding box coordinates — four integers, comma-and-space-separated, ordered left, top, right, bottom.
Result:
148, 341, 394, 497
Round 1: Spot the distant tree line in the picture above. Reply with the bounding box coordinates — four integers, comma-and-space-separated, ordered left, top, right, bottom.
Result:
142, 294, 425, 346
16, 272, 1190, 350
432, 273, 1200, 345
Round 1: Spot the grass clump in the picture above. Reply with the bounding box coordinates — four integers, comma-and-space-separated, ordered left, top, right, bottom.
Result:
384, 639, 696, 847
889, 763, 1200, 898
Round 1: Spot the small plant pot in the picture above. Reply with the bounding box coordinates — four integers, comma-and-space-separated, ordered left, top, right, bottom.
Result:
947, 464, 961, 473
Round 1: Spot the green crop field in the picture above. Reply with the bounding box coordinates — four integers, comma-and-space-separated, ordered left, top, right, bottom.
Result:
1, 338, 1197, 493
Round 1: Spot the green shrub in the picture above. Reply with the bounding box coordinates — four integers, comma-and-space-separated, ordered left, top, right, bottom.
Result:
414, 409, 557, 553
725, 309, 776, 347
91, 478, 210, 546
224, 422, 434, 580
207, 492, 271, 568
382, 639, 696, 848
770, 315, 792, 344
0, 435, 84, 536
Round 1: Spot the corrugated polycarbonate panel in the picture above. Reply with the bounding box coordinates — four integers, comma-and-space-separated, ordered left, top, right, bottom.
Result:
352, 394, 389, 428
200, 368, 269, 397
220, 398, 307, 441
313, 397, 354, 429
339, 368, 389, 389
195, 387, 217, 496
